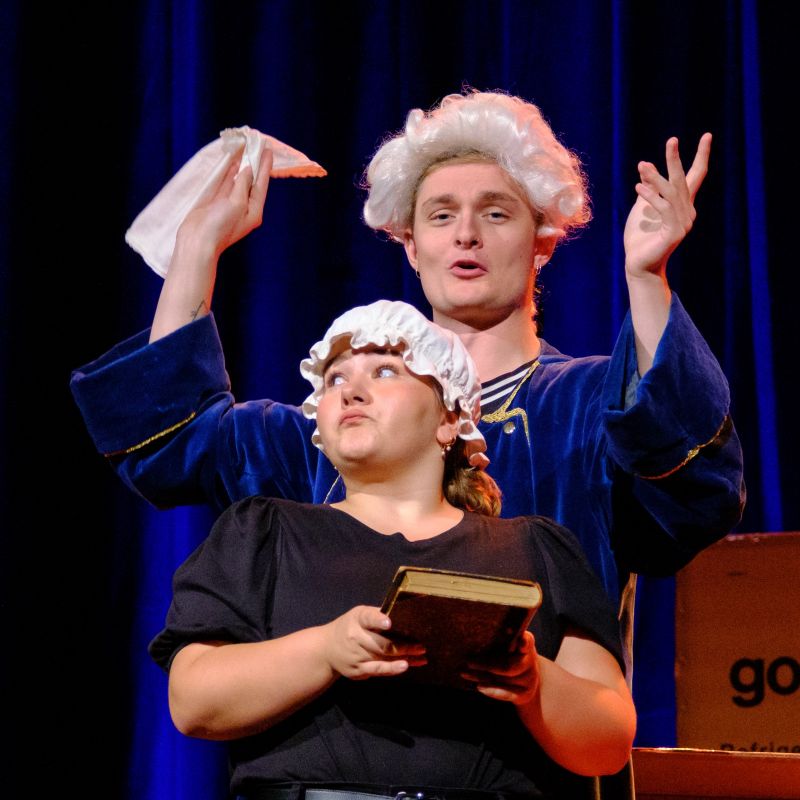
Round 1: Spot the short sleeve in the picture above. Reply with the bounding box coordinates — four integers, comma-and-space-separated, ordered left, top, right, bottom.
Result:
148, 496, 281, 670
532, 517, 626, 673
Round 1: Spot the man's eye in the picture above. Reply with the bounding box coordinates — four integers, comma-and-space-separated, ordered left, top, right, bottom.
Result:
430, 211, 453, 222
487, 210, 508, 220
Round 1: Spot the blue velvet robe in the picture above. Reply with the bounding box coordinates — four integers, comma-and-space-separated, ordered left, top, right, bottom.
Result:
70, 293, 745, 606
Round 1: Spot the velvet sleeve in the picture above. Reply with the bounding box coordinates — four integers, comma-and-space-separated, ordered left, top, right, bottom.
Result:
600, 293, 745, 574
147, 495, 281, 670
69, 315, 329, 513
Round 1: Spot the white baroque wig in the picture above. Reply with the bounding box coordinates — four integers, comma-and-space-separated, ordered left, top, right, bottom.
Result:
362, 90, 591, 243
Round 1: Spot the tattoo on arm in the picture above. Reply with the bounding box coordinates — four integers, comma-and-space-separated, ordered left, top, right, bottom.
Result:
190, 300, 209, 321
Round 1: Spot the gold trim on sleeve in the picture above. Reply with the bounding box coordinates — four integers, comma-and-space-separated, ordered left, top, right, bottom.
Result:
104, 411, 198, 457
635, 415, 730, 481
480, 360, 540, 444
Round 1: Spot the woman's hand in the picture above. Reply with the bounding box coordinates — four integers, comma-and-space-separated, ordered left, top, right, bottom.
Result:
322, 605, 427, 680
168, 606, 425, 740
460, 631, 541, 705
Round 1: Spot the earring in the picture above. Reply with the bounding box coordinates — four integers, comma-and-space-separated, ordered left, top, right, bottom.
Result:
415, 269, 421, 280
440, 436, 456, 458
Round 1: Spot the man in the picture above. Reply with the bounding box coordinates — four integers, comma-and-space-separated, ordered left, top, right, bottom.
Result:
71, 90, 744, 611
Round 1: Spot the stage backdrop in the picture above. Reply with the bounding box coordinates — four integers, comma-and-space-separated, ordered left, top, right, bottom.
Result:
1, 1, 795, 797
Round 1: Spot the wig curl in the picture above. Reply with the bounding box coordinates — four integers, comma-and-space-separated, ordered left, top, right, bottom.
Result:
362, 90, 591, 243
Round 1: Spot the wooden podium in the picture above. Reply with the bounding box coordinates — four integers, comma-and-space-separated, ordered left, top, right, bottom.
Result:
674, 532, 800, 751
632, 747, 800, 799
633, 532, 800, 800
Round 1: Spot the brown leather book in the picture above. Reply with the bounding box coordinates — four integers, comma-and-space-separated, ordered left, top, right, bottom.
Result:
380, 566, 542, 689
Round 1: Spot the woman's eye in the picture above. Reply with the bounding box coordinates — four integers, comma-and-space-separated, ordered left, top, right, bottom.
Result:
376, 365, 398, 378
325, 373, 346, 388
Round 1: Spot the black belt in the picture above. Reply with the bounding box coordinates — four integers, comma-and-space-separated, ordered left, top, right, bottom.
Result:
236, 784, 523, 800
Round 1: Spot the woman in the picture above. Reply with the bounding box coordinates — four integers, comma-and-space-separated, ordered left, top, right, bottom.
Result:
149, 299, 636, 800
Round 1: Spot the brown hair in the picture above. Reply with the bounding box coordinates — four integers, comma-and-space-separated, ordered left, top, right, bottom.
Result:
443, 438, 502, 517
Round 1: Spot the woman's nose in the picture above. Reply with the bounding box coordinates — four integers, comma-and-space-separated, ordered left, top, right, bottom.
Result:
341, 378, 370, 405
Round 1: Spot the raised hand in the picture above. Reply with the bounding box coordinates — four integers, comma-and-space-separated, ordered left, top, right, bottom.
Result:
323, 605, 426, 680
177, 143, 273, 260
150, 144, 273, 342
624, 133, 711, 280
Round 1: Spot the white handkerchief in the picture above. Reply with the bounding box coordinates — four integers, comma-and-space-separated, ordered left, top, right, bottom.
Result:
125, 126, 327, 277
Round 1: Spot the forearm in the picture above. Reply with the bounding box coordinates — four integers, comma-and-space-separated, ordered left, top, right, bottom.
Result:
517, 655, 635, 776
623, 134, 711, 373
150, 235, 219, 343
626, 270, 671, 376
168, 626, 336, 741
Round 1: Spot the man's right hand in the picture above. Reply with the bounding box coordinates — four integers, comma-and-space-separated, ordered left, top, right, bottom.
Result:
178, 143, 273, 260
149, 145, 273, 343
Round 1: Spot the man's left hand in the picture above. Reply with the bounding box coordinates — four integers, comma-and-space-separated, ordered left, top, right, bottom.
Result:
624, 133, 711, 280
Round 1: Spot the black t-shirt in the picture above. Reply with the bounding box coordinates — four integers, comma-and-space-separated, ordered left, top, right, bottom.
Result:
150, 498, 624, 798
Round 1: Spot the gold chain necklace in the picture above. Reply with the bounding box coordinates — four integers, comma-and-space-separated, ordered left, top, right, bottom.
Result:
480, 360, 540, 443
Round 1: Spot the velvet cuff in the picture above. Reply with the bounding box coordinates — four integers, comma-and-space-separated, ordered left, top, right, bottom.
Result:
69, 314, 228, 456
602, 293, 730, 478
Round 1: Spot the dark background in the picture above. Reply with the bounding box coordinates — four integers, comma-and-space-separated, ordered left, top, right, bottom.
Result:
1, 1, 794, 797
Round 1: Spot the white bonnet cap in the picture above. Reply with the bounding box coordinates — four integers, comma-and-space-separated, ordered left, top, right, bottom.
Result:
300, 300, 488, 468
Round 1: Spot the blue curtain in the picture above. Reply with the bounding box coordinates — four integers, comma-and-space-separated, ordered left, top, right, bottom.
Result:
2, 1, 793, 795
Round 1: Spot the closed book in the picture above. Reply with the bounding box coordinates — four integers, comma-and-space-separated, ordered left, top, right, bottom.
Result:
380, 566, 542, 689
